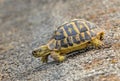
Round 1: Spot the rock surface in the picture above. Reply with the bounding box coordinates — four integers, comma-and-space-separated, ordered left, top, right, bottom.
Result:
0, 0, 120, 81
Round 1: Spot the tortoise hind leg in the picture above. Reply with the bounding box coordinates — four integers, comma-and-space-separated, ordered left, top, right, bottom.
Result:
51, 51, 66, 62
100, 32, 104, 40
97, 32, 105, 40
91, 38, 104, 48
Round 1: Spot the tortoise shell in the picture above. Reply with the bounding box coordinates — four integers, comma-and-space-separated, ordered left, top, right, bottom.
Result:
47, 19, 100, 50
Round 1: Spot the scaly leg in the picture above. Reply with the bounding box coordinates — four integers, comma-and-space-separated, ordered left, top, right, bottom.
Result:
91, 38, 104, 48
100, 32, 104, 40
97, 32, 105, 40
51, 51, 66, 62
41, 54, 49, 63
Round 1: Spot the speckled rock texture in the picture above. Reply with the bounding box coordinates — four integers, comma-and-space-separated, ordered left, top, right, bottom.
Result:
0, 0, 120, 81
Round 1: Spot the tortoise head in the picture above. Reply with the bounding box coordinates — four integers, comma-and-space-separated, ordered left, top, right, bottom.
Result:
32, 45, 50, 58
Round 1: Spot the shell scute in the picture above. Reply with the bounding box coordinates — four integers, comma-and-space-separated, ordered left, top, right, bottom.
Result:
79, 33, 85, 42
54, 28, 65, 40
55, 41, 61, 50
63, 23, 77, 36
72, 36, 80, 44
60, 39, 68, 48
74, 21, 89, 33
84, 31, 91, 40
67, 37, 73, 46
48, 19, 99, 50
90, 30, 96, 37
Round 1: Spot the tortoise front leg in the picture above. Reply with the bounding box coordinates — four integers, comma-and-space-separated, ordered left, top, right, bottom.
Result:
51, 51, 66, 62
91, 38, 104, 48
41, 54, 49, 63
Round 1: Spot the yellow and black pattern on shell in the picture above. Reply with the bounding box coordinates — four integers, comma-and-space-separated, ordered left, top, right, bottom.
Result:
48, 19, 97, 50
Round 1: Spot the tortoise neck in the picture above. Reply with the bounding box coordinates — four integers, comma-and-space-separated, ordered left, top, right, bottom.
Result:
41, 45, 49, 50
41, 45, 51, 56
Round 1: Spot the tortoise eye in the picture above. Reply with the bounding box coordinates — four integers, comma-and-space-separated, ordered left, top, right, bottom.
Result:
32, 50, 37, 55
88, 41, 91, 44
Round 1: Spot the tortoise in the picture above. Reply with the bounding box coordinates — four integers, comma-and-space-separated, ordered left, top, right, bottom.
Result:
32, 19, 105, 63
